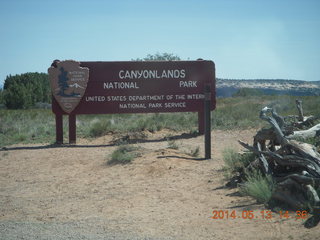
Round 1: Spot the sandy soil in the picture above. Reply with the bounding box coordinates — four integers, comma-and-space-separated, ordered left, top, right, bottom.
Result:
0, 129, 319, 239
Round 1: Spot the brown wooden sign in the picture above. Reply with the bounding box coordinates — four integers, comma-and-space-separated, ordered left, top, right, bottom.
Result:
49, 60, 216, 144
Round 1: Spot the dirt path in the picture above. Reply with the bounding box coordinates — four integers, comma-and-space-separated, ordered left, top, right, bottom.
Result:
0, 130, 319, 239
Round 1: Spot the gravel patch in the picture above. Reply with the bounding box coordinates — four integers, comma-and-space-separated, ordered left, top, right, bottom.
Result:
0, 220, 174, 240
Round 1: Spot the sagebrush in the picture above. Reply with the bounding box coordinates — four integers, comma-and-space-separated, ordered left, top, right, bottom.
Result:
1, 95, 320, 146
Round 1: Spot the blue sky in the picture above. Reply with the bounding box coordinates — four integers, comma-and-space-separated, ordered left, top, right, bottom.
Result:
0, 0, 320, 87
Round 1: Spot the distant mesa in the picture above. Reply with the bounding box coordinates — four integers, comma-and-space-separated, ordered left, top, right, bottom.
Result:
216, 79, 320, 97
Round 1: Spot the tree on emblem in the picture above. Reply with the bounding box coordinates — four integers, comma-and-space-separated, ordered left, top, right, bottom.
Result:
58, 67, 69, 96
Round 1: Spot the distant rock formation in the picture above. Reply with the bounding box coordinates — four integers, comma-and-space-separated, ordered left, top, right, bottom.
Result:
216, 79, 320, 97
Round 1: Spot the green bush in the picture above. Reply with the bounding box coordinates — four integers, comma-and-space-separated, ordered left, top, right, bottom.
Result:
189, 146, 200, 157
222, 148, 255, 173
107, 145, 138, 165
167, 140, 179, 150
232, 88, 264, 97
88, 119, 111, 137
223, 148, 274, 204
240, 170, 274, 204
3, 73, 50, 109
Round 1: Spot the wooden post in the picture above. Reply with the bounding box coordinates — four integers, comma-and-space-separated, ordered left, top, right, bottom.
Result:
69, 114, 76, 144
204, 85, 211, 159
55, 114, 63, 144
198, 111, 204, 134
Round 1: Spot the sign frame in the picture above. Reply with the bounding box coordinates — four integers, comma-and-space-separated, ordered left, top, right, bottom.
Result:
49, 60, 216, 146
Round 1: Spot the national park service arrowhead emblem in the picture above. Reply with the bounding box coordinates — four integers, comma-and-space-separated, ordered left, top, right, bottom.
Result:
48, 60, 89, 113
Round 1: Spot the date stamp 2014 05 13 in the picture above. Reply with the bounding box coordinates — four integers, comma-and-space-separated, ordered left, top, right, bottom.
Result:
210, 210, 309, 220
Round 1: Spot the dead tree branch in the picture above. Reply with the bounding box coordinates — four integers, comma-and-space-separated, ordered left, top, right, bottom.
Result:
235, 100, 320, 227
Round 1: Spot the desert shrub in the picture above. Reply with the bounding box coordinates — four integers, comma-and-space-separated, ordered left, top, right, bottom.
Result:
107, 145, 138, 165
189, 146, 200, 157
222, 148, 274, 204
167, 140, 179, 150
87, 119, 112, 137
0, 109, 56, 146
240, 170, 274, 204
215, 95, 320, 130
222, 148, 255, 173
1, 95, 320, 146
232, 88, 264, 97
212, 98, 265, 129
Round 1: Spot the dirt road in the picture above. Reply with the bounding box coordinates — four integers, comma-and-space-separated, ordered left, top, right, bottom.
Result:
0, 130, 319, 239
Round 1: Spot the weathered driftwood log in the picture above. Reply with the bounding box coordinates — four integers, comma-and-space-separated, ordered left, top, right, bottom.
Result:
239, 140, 320, 177
254, 128, 279, 151
256, 142, 272, 175
275, 173, 320, 186
259, 107, 288, 145
304, 211, 320, 228
237, 101, 320, 227
296, 99, 304, 122
266, 152, 320, 177
287, 123, 320, 140
284, 100, 318, 129
275, 175, 320, 206
287, 141, 320, 165
258, 107, 320, 164
306, 184, 320, 204
295, 99, 318, 127
271, 175, 319, 211
238, 140, 272, 175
